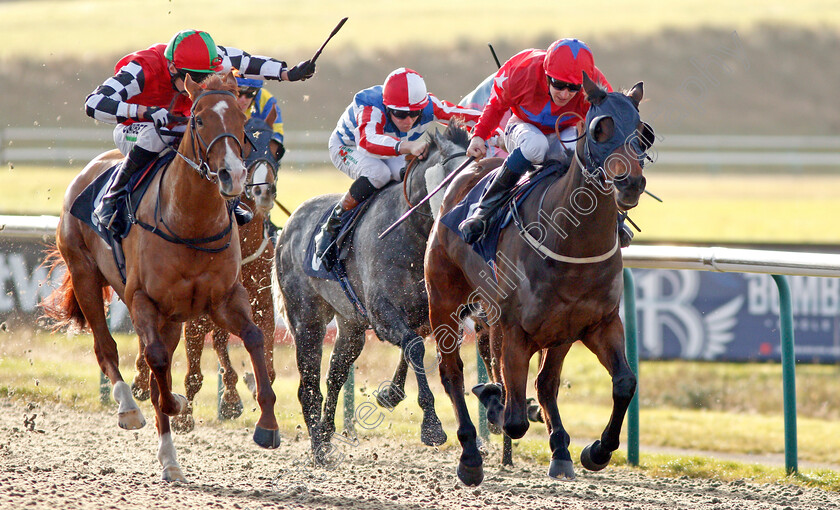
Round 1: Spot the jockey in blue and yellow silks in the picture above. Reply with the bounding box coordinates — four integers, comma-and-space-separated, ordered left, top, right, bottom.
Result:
235, 76, 285, 162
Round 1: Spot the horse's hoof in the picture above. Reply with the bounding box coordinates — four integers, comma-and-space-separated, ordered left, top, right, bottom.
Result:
219, 398, 244, 420
548, 459, 576, 480
580, 441, 611, 472
131, 381, 150, 401
172, 413, 195, 434
526, 397, 544, 423
375, 384, 405, 409
253, 426, 281, 449
420, 415, 447, 446
471, 382, 502, 405
487, 422, 503, 435
172, 394, 189, 416
457, 462, 484, 486
161, 466, 188, 483
118, 408, 146, 430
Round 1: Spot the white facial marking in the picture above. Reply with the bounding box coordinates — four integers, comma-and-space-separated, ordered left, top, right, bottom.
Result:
212, 101, 229, 128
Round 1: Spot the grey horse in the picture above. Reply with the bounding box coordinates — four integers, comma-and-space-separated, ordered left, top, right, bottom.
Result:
273, 122, 478, 458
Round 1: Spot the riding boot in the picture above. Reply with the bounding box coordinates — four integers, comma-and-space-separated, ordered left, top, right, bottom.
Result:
314, 191, 359, 265
234, 204, 254, 226
458, 163, 521, 244
94, 146, 157, 231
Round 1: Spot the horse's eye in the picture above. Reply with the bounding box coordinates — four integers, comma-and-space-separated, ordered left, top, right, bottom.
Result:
195, 117, 204, 128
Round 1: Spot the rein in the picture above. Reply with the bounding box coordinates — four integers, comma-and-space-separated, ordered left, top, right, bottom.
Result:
402, 151, 467, 217
509, 144, 619, 264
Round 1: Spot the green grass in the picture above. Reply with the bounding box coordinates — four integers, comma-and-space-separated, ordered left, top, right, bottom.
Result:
2, 327, 840, 491
2, 1, 838, 61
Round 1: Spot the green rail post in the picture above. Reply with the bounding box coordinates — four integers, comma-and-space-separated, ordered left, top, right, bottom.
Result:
476, 342, 490, 442
772, 274, 798, 475
217, 363, 224, 421
343, 364, 355, 431
622, 268, 640, 467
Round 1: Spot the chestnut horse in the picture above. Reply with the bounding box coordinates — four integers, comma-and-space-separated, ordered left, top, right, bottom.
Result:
425, 73, 653, 485
131, 111, 280, 432
42, 73, 280, 482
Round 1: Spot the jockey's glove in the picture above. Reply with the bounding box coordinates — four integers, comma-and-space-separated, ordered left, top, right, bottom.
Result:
287, 60, 316, 82
145, 107, 172, 128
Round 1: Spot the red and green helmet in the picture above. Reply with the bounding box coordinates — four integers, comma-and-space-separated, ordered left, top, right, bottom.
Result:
164, 30, 224, 73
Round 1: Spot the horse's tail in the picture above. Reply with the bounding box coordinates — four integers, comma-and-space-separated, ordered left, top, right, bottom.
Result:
39, 246, 110, 331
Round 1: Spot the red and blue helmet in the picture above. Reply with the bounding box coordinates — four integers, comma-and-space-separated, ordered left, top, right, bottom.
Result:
382, 68, 429, 111
543, 38, 595, 85
164, 29, 224, 73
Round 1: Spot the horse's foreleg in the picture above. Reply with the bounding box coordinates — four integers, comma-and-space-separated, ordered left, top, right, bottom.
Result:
376, 355, 408, 409
131, 292, 187, 418
208, 326, 243, 420
289, 316, 327, 453
499, 325, 534, 440
171, 318, 208, 433
401, 331, 447, 446
426, 249, 482, 486
321, 318, 365, 449
211, 283, 279, 449
535, 344, 575, 480
579, 315, 636, 472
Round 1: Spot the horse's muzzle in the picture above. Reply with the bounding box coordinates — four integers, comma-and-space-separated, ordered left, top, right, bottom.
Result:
615, 175, 646, 209
217, 167, 244, 198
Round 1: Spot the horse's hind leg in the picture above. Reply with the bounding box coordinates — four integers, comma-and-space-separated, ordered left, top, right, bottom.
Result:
63, 253, 145, 430
498, 324, 534, 440
211, 283, 280, 449
249, 265, 277, 384
320, 317, 365, 449
535, 343, 575, 480
210, 327, 244, 419
578, 315, 636, 472
171, 317, 209, 433
132, 339, 151, 401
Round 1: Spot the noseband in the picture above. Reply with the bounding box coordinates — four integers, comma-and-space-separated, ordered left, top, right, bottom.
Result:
172, 89, 245, 182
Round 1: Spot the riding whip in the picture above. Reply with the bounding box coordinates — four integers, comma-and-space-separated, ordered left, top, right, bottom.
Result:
274, 198, 293, 217
310, 17, 348, 65
488, 43, 502, 69
378, 156, 475, 239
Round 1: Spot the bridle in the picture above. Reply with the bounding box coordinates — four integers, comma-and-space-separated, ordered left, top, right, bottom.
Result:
170, 89, 246, 183
243, 122, 279, 201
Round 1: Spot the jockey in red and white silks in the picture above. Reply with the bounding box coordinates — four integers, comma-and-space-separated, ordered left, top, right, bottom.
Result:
459, 38, 614, 245
329, 68, 482, 189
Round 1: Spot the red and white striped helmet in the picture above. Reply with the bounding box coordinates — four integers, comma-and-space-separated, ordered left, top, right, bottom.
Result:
382, 68, 429, 111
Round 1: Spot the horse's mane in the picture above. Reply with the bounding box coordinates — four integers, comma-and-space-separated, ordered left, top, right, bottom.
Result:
432, 118, 470, 154
200, 73, 238, 93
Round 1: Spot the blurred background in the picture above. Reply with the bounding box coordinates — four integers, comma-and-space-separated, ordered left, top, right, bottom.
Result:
1, 0, 839, 243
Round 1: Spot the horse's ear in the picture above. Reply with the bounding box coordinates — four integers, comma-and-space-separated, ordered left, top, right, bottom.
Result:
184, 74, 200, 100
265, 107, 277, 126
628, 81, 644, 107
582, 71, 606, 106
223, 71, 237, 90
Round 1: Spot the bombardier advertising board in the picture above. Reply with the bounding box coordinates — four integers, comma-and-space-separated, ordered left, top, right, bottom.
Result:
2, 235, 839, 363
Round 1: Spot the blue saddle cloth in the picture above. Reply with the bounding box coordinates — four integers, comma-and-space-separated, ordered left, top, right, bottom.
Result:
440, 160, 568, 269
69, 151, 175, 282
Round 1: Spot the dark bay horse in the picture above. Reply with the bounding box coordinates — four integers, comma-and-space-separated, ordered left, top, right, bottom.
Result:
131, 111, 281, 432
425, 73, 653, 485
273, 123, 484, 459
42, 73, 280, 482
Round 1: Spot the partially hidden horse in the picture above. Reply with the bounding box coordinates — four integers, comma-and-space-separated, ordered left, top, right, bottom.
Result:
425, 73, 653, 485
273, 122, 485, 459
131, 110, 281, 432
42, 72, 280, 482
